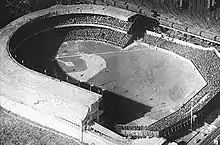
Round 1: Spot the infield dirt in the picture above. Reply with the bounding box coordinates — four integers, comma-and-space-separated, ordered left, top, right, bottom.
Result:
56, 40, 207, 125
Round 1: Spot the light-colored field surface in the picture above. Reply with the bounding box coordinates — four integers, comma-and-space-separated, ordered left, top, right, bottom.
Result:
1, 3, 219, 144
57, 42, 107, 82
57, 53, 106, 82
0, 4, 136, 144
57, 40, 207, 124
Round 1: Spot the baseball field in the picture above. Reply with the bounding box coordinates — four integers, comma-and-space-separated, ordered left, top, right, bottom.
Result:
56, 40, 207, 126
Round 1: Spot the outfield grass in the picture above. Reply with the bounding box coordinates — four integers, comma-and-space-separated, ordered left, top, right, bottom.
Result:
0, 107, 81, 145
57, 40, 206, 123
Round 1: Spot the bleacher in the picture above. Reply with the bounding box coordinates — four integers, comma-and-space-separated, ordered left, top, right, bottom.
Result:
58, 14, 133, 32
63, 26, 132, 48
114, 27, 220, 138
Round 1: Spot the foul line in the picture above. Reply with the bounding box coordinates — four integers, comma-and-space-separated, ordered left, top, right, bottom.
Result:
55, 47, 146, 59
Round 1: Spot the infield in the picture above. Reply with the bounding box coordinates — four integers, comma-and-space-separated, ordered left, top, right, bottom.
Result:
56, 40, 207, 125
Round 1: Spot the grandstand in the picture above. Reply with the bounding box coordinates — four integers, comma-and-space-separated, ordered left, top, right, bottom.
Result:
60, 26, 132, 47
116, 32, 220, 138
1, 3, 220, 145
0, 4, 136, 145
57, 14, 133, 32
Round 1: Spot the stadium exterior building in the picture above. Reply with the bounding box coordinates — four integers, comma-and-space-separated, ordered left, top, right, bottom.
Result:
0, 2, 220, 145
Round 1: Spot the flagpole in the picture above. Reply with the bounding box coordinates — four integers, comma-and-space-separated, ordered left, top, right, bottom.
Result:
190, 98, 193, 131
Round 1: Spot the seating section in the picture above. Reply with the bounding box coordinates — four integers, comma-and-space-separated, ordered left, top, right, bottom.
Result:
100, 28, 114, 43
63, 27, 132, 48
87, 27, 102, 40
152, 26, 220, 49
143, 33, 220, 134
59, 24, 219, 138
54, 26, 132, 97
59, 14, 133, 32
11, 7, 220, 138
115, 31, 220, 137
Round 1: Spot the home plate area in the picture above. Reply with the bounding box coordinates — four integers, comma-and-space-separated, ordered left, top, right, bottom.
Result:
56, 52, 106, 82
56, 40, 121, 82
56, 40, 206, 124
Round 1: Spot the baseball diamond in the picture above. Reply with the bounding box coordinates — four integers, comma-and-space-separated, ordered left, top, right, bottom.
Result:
1, 3, 220, 145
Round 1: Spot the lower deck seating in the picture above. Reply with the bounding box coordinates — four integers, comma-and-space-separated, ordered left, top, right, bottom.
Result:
63, 26, 132, 48
59, 14, 133, 32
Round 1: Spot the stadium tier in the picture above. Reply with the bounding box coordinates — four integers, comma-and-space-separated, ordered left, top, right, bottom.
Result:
115, 31, 220, 138
62, 26, 132, 48
58, 14, 133, 32
1, 4, 220, 143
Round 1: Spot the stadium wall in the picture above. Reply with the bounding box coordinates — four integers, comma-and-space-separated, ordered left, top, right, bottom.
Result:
0, 5, 122, 145
2, 3, 220, 140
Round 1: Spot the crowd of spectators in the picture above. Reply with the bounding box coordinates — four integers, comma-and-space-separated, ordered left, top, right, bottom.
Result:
153, 26, 220, 49
59, 14, 132, 32
115, 28, 220, 138
63, 27, 132, 48
6, 1, 219, 138
145, 31, 220, 131
116, 124, 160, 138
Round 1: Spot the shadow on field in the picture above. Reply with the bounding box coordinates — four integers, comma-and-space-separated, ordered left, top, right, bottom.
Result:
99, 90, 152, 131
11, 18, 152, 132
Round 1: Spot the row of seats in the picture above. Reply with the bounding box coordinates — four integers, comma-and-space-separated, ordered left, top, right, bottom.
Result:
141, 32, 220, 132
116, 117, 198, 138
114, 32, 220, 135
88, 0, 220, 40
63, 27, 132, 48
115, 124, 159, 138
59, 14, 132, 32
124, 0, 220, 34
153, 26, 220, 49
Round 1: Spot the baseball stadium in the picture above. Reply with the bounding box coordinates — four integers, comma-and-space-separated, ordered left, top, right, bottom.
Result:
1, 0, 220, 145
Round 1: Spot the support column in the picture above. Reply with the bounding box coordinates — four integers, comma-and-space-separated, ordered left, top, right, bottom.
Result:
96, 100, 99, 123
80, 120, 83, 143
180, 0, 183, 8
